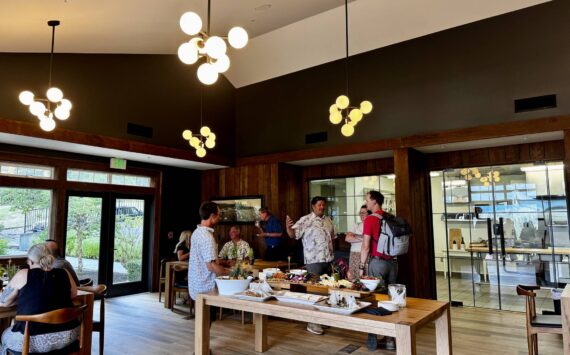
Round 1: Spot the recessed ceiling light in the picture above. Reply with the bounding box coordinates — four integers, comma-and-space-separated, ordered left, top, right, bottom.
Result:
254, 4, 272, 11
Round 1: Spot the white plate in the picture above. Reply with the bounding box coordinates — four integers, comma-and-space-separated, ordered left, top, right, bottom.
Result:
289, 269, 307, 275
234, 291, 274, 302
312, 300, 372, 315
273, 291, 328, 305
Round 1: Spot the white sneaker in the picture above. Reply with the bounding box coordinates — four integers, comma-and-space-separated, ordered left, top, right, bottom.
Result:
306, 323, 324, 335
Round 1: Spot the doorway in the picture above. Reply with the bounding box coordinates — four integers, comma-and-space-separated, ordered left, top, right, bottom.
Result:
431, 162, 568, 311
64, 192, 152, 296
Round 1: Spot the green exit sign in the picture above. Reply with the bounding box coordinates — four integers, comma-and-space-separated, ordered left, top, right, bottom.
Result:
110, 158, 127, 170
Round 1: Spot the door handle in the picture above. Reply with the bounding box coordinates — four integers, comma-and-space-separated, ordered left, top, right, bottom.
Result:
487, 218, 493, 255
499, 217, 506, 265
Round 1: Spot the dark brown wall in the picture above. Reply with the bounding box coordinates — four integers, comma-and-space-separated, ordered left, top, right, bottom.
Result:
0, 54, 236, 157
235, 0, 570, 157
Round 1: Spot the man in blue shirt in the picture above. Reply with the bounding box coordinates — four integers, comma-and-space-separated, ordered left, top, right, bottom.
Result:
256, 207, 285, 261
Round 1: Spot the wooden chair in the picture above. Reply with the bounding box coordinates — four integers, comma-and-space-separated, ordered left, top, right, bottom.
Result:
9, 304, 88, 355
170, 264, 192, 315
516, 285, 562, 355
78, 284, 107, 355
158, 258, 167, 302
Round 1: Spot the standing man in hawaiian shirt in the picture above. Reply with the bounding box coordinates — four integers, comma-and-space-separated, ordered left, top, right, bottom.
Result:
189, 201, 229, 325
286, 196, 336, 335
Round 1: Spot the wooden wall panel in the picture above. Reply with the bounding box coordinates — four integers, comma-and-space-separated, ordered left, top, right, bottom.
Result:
394, 148, 435, 299
427, 140, 565, 170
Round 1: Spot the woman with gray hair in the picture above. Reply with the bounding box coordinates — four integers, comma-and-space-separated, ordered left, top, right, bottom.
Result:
0, 243, 79, 355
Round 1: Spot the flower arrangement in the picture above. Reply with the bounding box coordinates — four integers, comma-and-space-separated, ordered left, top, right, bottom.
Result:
228, 262, 252, 280
0, 259, 20, 281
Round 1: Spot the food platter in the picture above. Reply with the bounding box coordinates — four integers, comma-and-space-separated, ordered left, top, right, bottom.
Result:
234, 290, 274, 302
312, 299, 372, 315
273, 291, 328, 305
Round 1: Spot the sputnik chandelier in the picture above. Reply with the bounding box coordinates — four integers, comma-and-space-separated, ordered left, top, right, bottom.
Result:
182, 90, 216, 158
178, 0, 248, 85
19, 20, 72, 132
329, 0, 372, 137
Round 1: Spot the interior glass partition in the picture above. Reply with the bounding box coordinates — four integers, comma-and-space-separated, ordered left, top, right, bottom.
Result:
431, 162, 568, 312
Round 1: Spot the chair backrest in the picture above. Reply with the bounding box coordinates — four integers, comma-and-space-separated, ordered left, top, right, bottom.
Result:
517, 285, 538, 327
15, 304, 88, 355
159, 258, 168, 279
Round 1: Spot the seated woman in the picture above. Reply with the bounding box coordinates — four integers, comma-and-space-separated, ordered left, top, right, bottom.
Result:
218, 226, 251, 264
174, 230, 192, 261
0, 243, 79, 355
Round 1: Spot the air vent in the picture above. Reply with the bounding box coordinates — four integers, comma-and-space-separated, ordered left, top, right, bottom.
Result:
515, 94, 556, 113
127, 123, 153, 138
305, 131, 327, 144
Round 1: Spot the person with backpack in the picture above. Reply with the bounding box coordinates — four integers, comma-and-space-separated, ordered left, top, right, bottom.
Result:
360, 190, 397, 351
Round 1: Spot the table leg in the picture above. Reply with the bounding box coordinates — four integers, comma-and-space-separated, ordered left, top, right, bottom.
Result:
253, 313, 268, 352
561, 289, 570, 355
164, 263, 172, 308
194, 296, 210, 355
395, 324, 416, 355
435, 304, 452, 355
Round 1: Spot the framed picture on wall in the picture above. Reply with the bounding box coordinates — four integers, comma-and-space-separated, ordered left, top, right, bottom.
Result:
210, 195, 264, 224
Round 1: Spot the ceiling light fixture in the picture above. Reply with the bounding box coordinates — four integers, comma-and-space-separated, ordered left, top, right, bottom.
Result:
182, 89, 216, 158
329, 0, 372, 137
178, 0, 248, 85
19, 20, 72, 132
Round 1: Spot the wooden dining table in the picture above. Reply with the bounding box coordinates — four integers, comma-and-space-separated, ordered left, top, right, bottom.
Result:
0, 290, 94, 354
164, 260, 189, 309
194, 290, 451, 355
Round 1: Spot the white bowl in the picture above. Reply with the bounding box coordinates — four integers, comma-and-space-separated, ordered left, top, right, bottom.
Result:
289, 269, 307, 276
361, 278, 380, 291
378, 300, 399, 312
215, 277, 252, 295
263, 268, 281, 278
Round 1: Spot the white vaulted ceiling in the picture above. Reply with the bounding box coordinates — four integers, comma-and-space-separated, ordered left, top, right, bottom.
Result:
0, 0, 551, 88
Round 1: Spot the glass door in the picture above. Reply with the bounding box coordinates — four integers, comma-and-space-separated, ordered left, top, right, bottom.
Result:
65, 193, 151, 296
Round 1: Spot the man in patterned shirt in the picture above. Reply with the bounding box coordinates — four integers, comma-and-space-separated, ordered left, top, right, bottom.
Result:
189, 201, 229, 325
218, 226, 251, 262
286, 196, 336, 335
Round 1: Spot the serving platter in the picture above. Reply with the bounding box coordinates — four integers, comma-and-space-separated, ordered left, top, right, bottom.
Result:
273, 291, 328, 305
234, 291, 274, 302
312, 299, 372, 315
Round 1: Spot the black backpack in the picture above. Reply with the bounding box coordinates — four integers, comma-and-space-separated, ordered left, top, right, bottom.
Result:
370, 212, 412, 256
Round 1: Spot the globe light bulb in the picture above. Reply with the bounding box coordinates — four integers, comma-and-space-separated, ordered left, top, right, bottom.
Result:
341, 123, 355, 137
197, 63, 218, 85
190, 136, 200, 148
208, 132, 216, 140
46, 87, 63, 102
182, 129, 192, 140
40, 118, 56, 132
200, 126, 211, 136
360, 100, 373, 114
204, 36, 227, 59
180, 12, 202, 35
348, 119, 357, 127
29, 101, 46, 116
178, 42, 199, 65
196, 147, 207, 158
349, 108, 363, 122
212, 54, 230, 73
205, 139, 215, 149
329, 111, 342, 124
329, 104, 338, 114
228, 27, 248, 49
59, 99, 72, 111
54, 106, 70, 120
19, 91, 34, 105
336, 95, 349, 109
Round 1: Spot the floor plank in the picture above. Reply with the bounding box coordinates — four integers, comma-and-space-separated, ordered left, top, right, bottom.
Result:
94, 292, 563, 354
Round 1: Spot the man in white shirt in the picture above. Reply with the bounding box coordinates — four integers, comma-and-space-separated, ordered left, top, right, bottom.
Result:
189, 201, 229, 325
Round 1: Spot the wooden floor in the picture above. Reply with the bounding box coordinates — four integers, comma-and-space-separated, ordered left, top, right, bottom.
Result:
95, 292, 564, 355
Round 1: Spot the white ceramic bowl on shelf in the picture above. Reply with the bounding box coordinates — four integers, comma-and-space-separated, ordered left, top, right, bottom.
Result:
215, 276, 252, 295
360, 278, 381, 291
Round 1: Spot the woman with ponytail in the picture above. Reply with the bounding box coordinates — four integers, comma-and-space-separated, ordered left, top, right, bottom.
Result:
0, 243, 79, 354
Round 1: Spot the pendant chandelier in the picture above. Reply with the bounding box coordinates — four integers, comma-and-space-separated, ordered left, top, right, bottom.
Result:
178, 0, 248, 85
460, 167, 500, 186
329, 0, 372, 137
182, 90, 216, 158
19, 20, 72, 132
